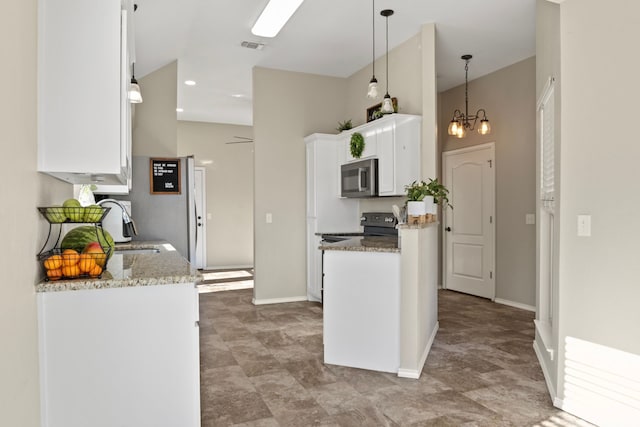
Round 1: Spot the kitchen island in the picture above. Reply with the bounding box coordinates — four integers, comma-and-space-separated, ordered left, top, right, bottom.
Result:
36, 241, 201, 427
320, 224, 439, 379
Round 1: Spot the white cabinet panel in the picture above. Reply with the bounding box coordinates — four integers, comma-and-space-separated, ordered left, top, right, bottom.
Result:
340, 115, 421, 197
38, 0, 133, 186
37, 283, 200, 427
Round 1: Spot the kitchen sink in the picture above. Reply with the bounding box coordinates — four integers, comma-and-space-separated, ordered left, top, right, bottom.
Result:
113, 248, 160, 255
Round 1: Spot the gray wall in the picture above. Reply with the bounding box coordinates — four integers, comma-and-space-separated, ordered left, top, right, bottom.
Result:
440, 57, 537, 307
252, 68, 348, 302
133, 61, 178, 157
178, 121, 254, 269
1, 1, 75, 423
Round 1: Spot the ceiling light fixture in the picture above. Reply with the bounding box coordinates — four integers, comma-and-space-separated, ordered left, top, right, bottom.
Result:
184, 80, 196, 86
176, 108, 184, 112
380, 9, 394, 114
366, 0, 378, 99
128, 63, 142, 104
447, 55, 491, 138
251, 0, 304, 38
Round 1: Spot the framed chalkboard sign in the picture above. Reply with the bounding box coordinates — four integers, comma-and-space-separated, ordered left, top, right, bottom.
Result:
150, 158, 181, 194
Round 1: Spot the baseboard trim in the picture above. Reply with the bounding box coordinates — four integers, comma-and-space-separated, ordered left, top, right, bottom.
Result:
533, 339, 557, 403
203, 264, 253, 271
494, 298, 535, 312
397, 322, 439, 379
252, 296, 308, 305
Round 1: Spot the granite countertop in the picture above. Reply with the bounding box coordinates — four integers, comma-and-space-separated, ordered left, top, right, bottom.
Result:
36, 241, 202, 293
319, 235, 400, 253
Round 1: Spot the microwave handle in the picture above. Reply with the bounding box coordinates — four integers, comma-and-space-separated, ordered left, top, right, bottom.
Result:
358, 168, 366, 192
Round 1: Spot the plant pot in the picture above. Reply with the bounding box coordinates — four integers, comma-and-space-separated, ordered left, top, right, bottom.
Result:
407, 201, 427, 216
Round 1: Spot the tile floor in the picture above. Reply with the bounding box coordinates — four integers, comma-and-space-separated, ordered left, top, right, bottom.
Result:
199, 289, 591, 426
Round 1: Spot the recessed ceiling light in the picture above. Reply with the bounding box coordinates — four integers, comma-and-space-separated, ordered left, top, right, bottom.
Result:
251, 0, 304, 38
176, 108, 184, 112
231, 94, 245, 98
184, 80, 196, 86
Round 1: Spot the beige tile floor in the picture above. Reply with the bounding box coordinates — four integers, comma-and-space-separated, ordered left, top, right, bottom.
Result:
199, 289, 591, 426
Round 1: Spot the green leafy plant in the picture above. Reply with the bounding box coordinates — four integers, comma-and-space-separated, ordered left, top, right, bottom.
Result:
405, 178, 452, 208
405, 180, 428, 201
350, 132, 365, 158
336, 119, 353, 132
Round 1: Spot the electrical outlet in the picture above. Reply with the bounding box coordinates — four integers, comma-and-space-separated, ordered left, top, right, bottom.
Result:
526, 213, 535, 225
266, 213, 273, 224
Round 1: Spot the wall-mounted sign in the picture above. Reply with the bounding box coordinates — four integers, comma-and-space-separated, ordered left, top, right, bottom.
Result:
150, 158, 181, 194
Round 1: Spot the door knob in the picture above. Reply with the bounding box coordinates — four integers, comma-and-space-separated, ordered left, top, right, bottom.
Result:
446, 227, 451, 232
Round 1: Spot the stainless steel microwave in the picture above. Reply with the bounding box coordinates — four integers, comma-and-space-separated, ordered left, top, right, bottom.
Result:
341, 158, 378, 198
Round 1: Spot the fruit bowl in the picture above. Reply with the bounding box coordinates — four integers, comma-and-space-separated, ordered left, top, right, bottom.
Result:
39, 246, 112, 281
38, 206, 111, 224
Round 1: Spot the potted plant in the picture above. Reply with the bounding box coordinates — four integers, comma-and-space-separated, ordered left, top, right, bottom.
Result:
336, 119, 353, 132
425, 178, 452, 209
404, 180, 432, 222
405, 179, 451, 224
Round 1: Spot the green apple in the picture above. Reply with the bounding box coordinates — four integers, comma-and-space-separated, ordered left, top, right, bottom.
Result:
45, 206, 67, 223
62, 198, 83, 222
83, 205, 104, 222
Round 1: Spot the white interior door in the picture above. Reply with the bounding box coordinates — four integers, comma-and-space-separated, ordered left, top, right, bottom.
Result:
194, 167, 207, 269
443, 143, 495, 299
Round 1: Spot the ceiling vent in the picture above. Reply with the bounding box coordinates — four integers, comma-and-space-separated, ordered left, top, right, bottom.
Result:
241, 41, 265, 50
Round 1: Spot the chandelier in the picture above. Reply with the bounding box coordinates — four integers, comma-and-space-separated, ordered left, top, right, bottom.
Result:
447, 55, 491, 138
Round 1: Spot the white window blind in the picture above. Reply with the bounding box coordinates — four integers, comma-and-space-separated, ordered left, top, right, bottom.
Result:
538, 78, 555, 211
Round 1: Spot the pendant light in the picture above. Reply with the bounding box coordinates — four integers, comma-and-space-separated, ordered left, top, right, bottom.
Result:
380, 9, 394, 114
447, 55, 491, 138
128, 63, 143, 104
366, 0, 378, 99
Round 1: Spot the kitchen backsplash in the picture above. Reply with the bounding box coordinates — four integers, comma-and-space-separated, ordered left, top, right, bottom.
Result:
359, 196, 406, 215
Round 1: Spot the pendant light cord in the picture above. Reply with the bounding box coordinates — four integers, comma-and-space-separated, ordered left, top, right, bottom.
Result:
464, 59, 469, 125
372, 0, 375, 76
385, 11, 389, 95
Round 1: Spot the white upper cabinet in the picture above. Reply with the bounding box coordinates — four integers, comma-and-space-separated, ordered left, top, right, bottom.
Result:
341, 114, 422, 197
38, 0, 133, 187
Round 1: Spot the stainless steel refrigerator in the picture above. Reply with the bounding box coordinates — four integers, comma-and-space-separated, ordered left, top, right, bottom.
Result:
127, 155, 198, 264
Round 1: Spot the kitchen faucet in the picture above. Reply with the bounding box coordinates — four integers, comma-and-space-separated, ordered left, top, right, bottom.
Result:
97, 199, 138, 237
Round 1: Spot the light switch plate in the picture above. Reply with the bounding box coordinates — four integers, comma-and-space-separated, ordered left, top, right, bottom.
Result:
577, 215, 591, 237
526, 213, 535, 225
266, 213, 273, 224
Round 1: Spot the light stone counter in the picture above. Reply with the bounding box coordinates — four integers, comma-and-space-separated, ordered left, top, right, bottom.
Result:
318, 235, 399, 253
36, 241, 202, 292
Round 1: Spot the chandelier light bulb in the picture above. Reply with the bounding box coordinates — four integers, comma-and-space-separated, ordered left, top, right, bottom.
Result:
448, 120, 459, 136
478, 118, 491, 135
456, 125, 466, 139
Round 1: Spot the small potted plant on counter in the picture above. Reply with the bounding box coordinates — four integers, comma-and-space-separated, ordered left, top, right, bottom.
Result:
405, 179, 451, 224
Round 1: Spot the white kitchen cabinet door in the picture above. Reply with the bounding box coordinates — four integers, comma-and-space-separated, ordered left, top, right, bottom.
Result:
344, 128, 378, 162
377, 124, 395, 195
38, 284, 200, 427
38, 0, 133, 186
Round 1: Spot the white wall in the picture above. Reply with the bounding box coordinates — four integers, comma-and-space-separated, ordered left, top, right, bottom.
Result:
177, 121, 254, 268
557, 0, 640, 393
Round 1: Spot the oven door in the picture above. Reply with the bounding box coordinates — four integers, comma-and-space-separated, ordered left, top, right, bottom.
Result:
341, 158, 378, 198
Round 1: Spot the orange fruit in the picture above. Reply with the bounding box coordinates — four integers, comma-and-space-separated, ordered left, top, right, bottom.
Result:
61, 249, 80, 266
47, 268, 62, 281
61, 263, 81, 278
78, 253, 97, 273
88, 264, 102, 277
44, 254, 63, 270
